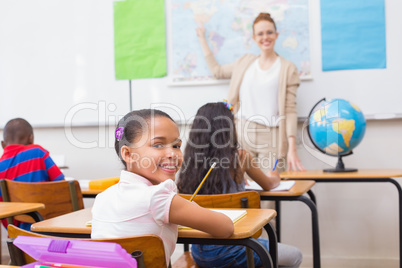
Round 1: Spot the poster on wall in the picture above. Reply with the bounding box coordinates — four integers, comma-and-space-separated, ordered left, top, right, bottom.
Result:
114, 0, 167, 80
321, 0, 386, 71
170, 0, 311, 85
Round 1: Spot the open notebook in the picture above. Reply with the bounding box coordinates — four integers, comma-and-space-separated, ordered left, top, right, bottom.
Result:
245, 180, 296, 191
179, 209, 247, 230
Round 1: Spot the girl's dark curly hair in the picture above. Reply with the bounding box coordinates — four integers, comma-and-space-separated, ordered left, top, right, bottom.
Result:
177, 102, 241, 194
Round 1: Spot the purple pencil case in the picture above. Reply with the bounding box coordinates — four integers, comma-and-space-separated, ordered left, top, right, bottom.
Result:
13, 236, 137, 268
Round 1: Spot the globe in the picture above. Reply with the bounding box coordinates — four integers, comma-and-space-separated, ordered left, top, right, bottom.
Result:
307, 98, 366, 172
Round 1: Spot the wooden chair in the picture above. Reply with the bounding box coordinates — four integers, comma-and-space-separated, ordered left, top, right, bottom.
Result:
180, 191, 262, 209
173, 191, 277, 268
0, 179, 84, 224
7, 224, 167, 267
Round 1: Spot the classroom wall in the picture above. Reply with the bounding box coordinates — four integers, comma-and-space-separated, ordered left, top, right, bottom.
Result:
2, 0, 401, 128
1, 119, 401, 267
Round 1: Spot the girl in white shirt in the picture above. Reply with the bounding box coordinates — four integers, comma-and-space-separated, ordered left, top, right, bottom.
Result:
91, 109, 234, 266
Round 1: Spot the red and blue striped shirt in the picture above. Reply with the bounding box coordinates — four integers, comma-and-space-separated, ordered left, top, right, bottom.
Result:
0, 144, 64, 195
0, 144, 64, 229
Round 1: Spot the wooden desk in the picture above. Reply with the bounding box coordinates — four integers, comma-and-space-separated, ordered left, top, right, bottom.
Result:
0, 203, 45, 220
280, 169, 402, 268
57, 166, 69, 170
0, 202, 45, 264
31, 208, 277, 268
81, 188, 101, 198
257, 180, 320, 268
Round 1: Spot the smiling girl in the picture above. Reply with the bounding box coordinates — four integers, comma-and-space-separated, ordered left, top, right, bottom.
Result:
91, 109, 233, 266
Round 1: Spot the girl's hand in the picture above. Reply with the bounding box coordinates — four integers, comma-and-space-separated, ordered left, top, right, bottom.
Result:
244, 177, 250, 186
266, 170, 280, 188
287, 150, 305, 171
170, 195, 234, 238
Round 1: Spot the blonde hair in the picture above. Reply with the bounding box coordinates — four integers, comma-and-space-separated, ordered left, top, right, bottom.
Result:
253, 12, 277, 33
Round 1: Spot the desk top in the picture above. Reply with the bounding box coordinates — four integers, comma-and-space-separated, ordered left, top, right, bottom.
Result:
83, 181, 317, 198
31, 208, 91, 234
0, 202, 45, 219
31, 208, 276, 240
178, 209, 275, 239
258, 180, 315, 197
81, 188, 101, 196
280, 169, 402, 179
58, 166, 69, 170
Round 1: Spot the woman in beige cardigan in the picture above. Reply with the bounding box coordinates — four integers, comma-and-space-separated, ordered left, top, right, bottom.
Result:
197, 12, 305, 172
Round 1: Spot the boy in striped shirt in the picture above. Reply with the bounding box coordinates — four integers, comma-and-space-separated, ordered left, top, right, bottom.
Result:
0, 118, 64, 228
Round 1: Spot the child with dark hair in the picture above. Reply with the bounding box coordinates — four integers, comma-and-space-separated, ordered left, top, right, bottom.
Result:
0, 118, 65, 229
177, 102, 302, 268
0, 118, 64, 184
91, 109, 234, 266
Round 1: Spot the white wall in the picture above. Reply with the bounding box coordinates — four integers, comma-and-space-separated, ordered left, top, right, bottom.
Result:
1, 119, 401, 267
2, 0, 401, 128
298, 0, 402, 118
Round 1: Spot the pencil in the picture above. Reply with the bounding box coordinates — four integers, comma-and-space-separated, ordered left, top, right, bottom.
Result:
272, 159, 279, 171
189, 162, 217, 202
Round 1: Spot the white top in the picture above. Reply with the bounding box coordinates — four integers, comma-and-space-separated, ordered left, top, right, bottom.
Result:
238, 57, 281, 126
91, 170, 177, 265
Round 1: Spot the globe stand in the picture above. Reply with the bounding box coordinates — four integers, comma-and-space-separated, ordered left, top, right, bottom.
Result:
324, 155, 357, 173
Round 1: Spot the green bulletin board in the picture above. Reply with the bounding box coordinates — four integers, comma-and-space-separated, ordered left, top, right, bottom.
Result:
114, 0, 166, 79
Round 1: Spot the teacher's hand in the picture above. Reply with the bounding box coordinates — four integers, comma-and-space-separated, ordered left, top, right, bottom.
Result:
196, 25, 206, 39
287, 150, 305, 171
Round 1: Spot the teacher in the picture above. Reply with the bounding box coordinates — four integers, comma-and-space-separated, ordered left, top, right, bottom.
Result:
196, 12, 305, 172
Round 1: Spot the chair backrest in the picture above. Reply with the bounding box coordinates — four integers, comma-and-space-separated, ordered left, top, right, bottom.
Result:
179, 191, 261, 209
178, 190, 263, 264
0, 179, 84, 223
8, 224, 167, 267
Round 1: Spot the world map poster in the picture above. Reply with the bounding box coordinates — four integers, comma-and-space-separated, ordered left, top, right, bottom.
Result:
170, 0, 310, 84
